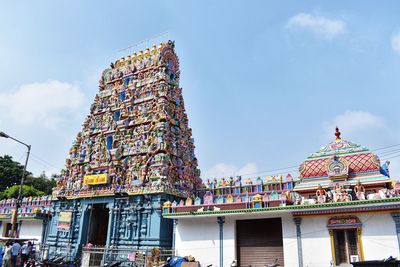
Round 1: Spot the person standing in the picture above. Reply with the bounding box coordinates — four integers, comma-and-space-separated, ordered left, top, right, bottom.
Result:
10, 242, 20, 267
2, 242, 12, 267
20, 242, 28, 267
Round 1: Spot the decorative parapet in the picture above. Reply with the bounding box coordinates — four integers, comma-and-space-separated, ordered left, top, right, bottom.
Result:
163, 197, 400, 217
0, 196, 52, 220
162, 170, 400, 215
162, 178, 295, 214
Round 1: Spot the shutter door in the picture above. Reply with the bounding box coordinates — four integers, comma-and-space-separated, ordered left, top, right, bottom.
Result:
237, 218, 284, 267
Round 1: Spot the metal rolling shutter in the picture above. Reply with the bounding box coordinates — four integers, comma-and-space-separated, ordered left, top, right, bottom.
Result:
237, 218, 284, 267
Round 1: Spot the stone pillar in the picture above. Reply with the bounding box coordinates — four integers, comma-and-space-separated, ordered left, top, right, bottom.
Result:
391, 213, 400, 254
217, 216, 225, 267
106, 203, 114, 247
294, 217, 303, 267
172, 219, 178, 255
41, 220, 48, 244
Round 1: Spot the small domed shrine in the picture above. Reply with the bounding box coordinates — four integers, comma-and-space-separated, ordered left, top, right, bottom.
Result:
294, 127, 391, 200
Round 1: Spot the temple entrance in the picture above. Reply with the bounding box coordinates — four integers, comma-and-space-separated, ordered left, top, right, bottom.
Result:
236, 218, 284, 267
87, 203, 109, 246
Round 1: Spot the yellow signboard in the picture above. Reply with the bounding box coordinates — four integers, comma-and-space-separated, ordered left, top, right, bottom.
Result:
83, 174, 108, 185
59, 211, 72, 223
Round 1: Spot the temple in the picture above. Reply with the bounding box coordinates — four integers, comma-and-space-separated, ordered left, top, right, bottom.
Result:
41, 40, 400, 266
164, 128, 400, 267
46, 41, 200, 258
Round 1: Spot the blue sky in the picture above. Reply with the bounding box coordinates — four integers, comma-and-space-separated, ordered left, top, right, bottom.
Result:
1, 1, 400, 179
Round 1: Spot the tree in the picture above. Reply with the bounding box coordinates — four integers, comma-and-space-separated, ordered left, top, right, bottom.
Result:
0, 185, 45, 200
0, 154, 57, 198
0, 155, 32, 191
25, 176, 56, 195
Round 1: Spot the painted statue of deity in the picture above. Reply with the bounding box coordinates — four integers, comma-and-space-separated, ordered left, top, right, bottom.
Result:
316, 184, 327, 203
354, 181, 366, 200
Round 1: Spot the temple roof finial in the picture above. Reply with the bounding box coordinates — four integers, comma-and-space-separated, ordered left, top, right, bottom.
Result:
335, 126, 341, 140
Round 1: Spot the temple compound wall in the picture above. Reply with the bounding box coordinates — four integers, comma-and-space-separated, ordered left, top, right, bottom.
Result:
0, 196, 52, 243
174, 212, 400, 267
46, 41, 200, 259
165, 131, 400, 267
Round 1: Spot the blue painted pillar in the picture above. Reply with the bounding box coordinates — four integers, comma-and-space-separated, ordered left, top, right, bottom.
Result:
217, 216, 225, 267
106, 202, 114, 247
391, 213, 400, 254
294, 217, 303, 267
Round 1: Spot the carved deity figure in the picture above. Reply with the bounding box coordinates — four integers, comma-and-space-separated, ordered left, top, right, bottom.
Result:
354, 181, 365, 200
316, 184, 327, 203
333, 184, 343, 202
333, 183, 350, 202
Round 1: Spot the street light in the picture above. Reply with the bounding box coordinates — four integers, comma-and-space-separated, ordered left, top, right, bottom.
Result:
0, 131, 31, 237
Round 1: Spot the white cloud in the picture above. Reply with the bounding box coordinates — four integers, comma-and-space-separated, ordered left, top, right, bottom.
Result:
323, 110, 400, 179
287, 13, 346, 40
324, 110, 386, 136
391, 32, 400, 53
203, 162, 258, 179
0, 80, 85, 128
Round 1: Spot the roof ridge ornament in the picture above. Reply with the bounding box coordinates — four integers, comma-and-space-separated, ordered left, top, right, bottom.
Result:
335, 126, 341, 141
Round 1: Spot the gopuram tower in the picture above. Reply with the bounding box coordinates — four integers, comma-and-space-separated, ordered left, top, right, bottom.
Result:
46, 41, 200, 258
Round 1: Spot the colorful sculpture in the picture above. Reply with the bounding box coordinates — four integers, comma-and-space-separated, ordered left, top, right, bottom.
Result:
53, 41, 200, 199
315, 184, 327, 203
354, 181, 366, 200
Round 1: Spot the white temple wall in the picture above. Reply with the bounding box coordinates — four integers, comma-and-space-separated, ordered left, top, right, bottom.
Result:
300, 216, 334, 267
175, 218, 236, 267
19, 220, 43, 241
0, 220, 43, 242
174, 212, 400, 267
281, 213, 301, 267
299, 213, 400, 266
359, 213, 399, 260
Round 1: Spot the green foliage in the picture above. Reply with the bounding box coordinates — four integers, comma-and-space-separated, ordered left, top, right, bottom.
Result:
25, 177, 56, 195
0, 185, 45, 200
0, 154, 57, 198
0, 155, 32, 191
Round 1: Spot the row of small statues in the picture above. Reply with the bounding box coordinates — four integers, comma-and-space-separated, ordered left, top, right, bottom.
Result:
203, 174, 293, 189
307, 181, 397, 205
0, 196, 52, 206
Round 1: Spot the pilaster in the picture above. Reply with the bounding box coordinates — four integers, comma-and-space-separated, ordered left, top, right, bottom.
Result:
294, 217, 303, 267
391, 213, 400, 254
172, 219, 178, 254
217, 216, 225, 267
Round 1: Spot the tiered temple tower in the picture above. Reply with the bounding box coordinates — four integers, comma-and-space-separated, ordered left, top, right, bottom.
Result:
46, 41, 200, 258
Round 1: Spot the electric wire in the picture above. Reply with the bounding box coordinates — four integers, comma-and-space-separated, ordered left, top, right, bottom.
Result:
30, 153, 61, 170
377, 148, 400, 156
205, 142, 400, 179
